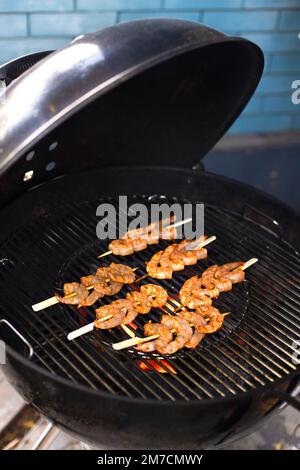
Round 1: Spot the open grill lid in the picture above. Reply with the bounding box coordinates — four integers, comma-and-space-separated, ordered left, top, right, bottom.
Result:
0, 19, 263, 207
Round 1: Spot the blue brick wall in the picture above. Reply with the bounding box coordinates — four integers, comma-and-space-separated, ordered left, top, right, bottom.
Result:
0, 0, 299, 135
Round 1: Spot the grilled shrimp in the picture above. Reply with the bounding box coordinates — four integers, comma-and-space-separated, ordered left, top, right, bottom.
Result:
122, 226, 148, 240
178, 309, 206, 348
131, 237, 148, 252
157, 315, 193, 354
196, 306, 224, 334
108, 263, 136, 284
108, 239, 134, 256
135, 323, 173, 352
95, 304, 126, 329
112, 299, 139, 324
170, 243, 198, 266
56, 282, 89, 305
160, 225, 176, 240
79, 290, 103, 307
184, 236, 208, 259
144, 231, 159, 245
161, 245, 185, 272
126, 291, 151, 314
146, 251, 173, 279
215, 262, 245, 284
140, 284, 168, 308
94, 268, 123, 295
179, 276, 219, 309
201, 265, 232, 292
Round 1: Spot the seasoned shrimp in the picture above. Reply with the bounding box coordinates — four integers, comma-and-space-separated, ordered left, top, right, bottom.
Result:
178, 310, 206, 348
146, 251, 173, 279
56, 282, 89, 305
122, 226, 148, 240
215, 262, 245, 284
184, 236, 208, 259
201, 265, 232, 292
126, 291, 151, 314
140, 284, 168, 308
157, 316, 193, 354
144, 230, 159, 245
112, 299, 139, 324
131, 237, 147, 252
94, 268, 123, 295
170, 242, 198, 266
108, 263, 136, 284
95, 304, 126, 329
160, 225, 176, 240
161, 245, 185, 272
196, 306, 224, 334
79, 290, 103, 307
135, 323, 173, 353
108, 239, 134, 256
179, 276, 218, 309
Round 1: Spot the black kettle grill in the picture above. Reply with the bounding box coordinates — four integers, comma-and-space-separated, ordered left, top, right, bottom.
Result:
0, 19, 299, 449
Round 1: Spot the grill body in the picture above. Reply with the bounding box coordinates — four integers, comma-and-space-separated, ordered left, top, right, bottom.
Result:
1, 167, 300, 449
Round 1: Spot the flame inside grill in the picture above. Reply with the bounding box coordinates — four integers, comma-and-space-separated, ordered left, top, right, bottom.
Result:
138, 359, 177, 374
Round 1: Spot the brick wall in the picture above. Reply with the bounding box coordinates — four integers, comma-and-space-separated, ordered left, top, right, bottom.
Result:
0, 0, 299, 134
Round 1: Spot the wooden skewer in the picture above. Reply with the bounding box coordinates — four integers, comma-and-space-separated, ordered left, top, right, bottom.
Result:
67, 300, 177, 341
97, 217, 193, 258
112, 313, 231, 351
67, 308, 137, 341
240, 257, 258, 270
32, 268, 138, 312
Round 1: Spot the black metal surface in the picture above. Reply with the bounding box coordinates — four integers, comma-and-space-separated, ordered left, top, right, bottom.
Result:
0, 167, 299, 449
0, 19, 263, 208
0, 51, 53, 85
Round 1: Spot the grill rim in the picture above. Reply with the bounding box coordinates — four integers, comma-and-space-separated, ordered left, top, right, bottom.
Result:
4, 343, 300, 406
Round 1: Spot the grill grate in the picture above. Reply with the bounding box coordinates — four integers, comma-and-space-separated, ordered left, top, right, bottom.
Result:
0, 196, 300, 401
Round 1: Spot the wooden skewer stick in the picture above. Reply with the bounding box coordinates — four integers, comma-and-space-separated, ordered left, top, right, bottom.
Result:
240, 257, 258, 270
97, 217, 193, 258
32, 268, 138, 312
112, 313, 231, 351
67, 309, 137, 341
67, 300, 177, 341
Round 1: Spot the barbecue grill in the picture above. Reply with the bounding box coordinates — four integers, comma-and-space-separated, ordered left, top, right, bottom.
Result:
0, 19, 299, 450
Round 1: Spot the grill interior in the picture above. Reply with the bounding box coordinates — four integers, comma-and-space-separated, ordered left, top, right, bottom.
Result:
0, 195, 300, 402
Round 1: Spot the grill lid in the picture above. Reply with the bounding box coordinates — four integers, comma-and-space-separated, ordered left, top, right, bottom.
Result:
0, 19, 263, 207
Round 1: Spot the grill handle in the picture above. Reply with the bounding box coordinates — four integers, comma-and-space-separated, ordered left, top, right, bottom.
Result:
272, 388, 300, 412
0, 319, 33, 359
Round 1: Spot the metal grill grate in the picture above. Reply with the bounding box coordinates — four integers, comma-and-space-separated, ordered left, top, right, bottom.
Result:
0, 196, 299, 401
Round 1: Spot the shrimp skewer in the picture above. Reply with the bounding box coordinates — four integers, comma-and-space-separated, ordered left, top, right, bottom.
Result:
98, 217, 191, 258
32, 263, 137, 312
146, 235, 216, 279
67, 283, 169, 340
112, 259, 258, 351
